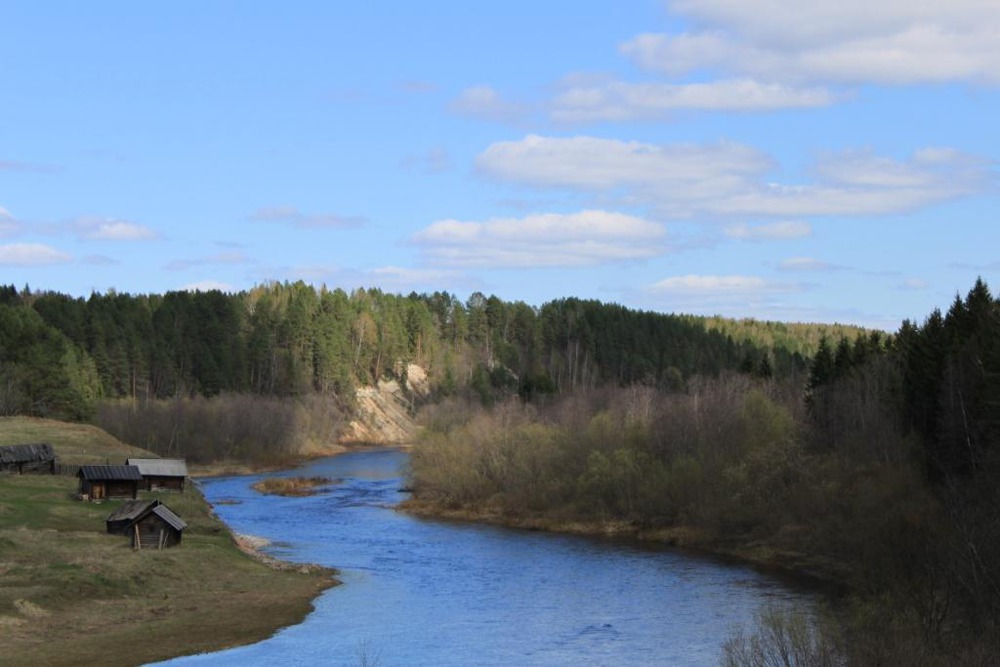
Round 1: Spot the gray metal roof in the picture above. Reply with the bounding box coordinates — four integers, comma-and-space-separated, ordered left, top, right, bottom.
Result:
125, 458, 188, 478
78, 464, 143, 481
0, 443, 55, 464
106, 499, 160, 523
151, 504, 187, 531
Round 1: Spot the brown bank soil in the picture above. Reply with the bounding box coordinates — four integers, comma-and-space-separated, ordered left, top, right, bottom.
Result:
0, 417, 338, 667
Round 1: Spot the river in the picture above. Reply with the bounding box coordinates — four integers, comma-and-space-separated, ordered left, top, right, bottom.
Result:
153, 448, 820, 666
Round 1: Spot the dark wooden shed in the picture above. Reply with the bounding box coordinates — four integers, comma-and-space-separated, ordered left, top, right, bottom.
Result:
105, 498, 186, 549
0, 443, 56, 474
125, 457, 188, 492
77, 465, 142, 501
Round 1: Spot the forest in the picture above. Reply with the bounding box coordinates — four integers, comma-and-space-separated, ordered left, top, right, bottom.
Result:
0, 281, 860, 427
409, 278, 1000, 664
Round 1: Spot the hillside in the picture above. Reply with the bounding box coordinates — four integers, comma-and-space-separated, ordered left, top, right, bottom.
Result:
0, 417, 336, 667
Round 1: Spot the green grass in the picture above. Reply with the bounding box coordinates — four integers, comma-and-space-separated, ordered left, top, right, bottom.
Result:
0, 417, 337, 667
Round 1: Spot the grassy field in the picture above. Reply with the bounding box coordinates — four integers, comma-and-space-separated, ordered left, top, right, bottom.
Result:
0, 417, 337, 667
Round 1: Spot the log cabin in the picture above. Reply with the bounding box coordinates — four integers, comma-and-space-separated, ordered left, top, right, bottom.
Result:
77, 465, 142, 501
0, 443, 56, 474
125, 458, 188, 492
105, 498, 187, 549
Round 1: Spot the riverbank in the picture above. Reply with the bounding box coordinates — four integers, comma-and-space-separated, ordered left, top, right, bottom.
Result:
0, 417, 338, 667
399, 498, 850, 590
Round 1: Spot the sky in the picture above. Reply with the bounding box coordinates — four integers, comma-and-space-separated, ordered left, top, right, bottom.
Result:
2, 1, 999, 331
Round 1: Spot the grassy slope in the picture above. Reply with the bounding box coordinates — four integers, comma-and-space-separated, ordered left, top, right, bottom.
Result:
0, 417, 337, 667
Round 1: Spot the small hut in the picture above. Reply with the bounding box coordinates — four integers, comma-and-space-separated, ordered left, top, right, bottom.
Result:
0, 443, 56, 474
77, 465, 142, 501
106, 498, 186, 549
125, 458, 188, 492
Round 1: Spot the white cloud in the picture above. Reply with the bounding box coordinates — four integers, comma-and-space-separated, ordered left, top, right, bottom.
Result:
413, 209, 665, 268
624, 1, 1000, 85
476, 135, 993, 219
649, 274, 770, 293
725, 221, 812, 240
551, 78, 838, 122
72, 216, 157, 241
0, 243, 72, 266
477, 134, 770, 195
449, 85, 529, 124
778, 257, 842, 272
899, 277, 929, 290
249, 206, 366, 229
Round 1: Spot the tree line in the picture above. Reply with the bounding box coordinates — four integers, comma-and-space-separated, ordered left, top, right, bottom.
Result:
0, 281, 850, 421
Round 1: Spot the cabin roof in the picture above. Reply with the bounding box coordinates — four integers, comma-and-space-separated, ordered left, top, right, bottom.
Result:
105, 498, 186, 531
106, 499, 160, 523
77, 464, 143, 481
125, 458, 188, 478
0, 443, 55, 464
151, 504, 187, 531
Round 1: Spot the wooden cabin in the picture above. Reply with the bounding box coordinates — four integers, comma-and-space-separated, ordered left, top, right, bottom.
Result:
0, 443, 56, 474
125, 457, 188, 492
106, 498, 187, 549
77, 465, 142, 501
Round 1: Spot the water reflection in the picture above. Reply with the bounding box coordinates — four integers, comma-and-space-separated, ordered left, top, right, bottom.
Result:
152, 448, 817, 666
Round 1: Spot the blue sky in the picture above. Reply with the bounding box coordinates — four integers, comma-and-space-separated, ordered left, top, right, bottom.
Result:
2, 1, 998, 330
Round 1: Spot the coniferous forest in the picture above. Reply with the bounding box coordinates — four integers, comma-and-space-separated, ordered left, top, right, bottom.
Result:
0, 280, 862, 423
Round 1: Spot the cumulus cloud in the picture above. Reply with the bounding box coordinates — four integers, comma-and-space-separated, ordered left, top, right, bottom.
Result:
650, 274, 770, 293
623, 1, 1000, 85
72, 216, 158, 241
551, 78, 838, 122
412, 209, 666, 268
476, 135, 994, 219
249, 206, 367, 229
725, 221, 812, 240
0, 243, 72, 266
449, 85, 530, 124
477, 134, 770, 194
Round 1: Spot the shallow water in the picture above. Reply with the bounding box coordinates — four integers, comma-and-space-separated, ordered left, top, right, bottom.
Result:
153, 448, 819, 666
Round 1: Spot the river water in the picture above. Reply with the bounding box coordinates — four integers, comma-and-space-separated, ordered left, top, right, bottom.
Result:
154, 448, 820, 666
